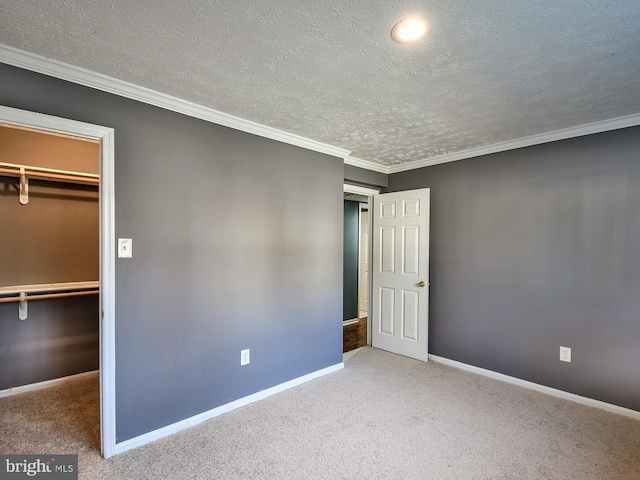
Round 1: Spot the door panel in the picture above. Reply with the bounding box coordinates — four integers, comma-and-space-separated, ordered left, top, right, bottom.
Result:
402, 225, 419, 275
381, 201, 396, 218
379, 287, 395, 335
372, 189, 430, 361
402, 290, 419, 341
380, 226, 395, 273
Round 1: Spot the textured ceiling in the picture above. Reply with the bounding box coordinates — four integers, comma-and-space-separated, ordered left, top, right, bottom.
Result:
1, 0, 640, 168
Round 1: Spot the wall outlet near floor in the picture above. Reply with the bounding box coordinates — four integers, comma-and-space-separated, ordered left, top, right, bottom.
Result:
559, 346, 572, 363
241, 349, 250, 366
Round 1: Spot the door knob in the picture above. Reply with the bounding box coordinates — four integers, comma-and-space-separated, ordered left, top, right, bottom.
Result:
417, 281, 426, 288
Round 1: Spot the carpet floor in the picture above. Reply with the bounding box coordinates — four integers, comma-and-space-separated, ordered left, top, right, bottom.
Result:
1, 347, 639, 479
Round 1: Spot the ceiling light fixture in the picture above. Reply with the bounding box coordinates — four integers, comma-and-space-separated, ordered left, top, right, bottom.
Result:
391, 17, 430, 44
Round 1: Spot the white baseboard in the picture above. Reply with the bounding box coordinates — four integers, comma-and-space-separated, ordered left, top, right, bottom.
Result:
429, 354, 640, 420
343, 318, 359, 326
114, 362, 344, 455
0, 370, 99, 398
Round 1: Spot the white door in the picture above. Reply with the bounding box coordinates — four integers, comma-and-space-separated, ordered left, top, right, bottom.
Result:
358, 208, 369, 315
371, 189, 430, 361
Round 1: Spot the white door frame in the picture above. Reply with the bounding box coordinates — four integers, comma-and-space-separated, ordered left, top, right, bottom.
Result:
0, 105, 117, 458
344, 183, 379, 344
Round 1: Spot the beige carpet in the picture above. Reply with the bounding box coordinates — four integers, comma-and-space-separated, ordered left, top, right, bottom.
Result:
1, 347, 639, 479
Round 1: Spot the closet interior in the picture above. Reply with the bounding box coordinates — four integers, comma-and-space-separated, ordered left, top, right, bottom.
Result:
0, 123, 100, 394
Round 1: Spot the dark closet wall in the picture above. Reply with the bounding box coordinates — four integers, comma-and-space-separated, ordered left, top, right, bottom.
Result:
387, 126, 640, 411
343, 200, 359, 320
0, 128, 99, 390
0, 295, 99, 389
0, 63, 344, 442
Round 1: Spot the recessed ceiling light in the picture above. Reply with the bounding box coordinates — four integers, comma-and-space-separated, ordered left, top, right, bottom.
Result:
391, 17, 430, 44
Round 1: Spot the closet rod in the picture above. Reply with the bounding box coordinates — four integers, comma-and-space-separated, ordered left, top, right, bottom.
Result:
0, 289, 99, 304
0, 282, 100, 320
0, 281, 100, 296
0, 161, 99, 179
0, 161, 99, 185
0, 167, 99, 185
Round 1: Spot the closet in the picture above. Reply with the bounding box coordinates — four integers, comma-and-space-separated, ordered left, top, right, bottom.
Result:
0, 124, 100, 393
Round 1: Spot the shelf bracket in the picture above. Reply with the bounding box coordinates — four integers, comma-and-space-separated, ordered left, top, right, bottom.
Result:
19, 167, 29, 205
19, 292, 28, 320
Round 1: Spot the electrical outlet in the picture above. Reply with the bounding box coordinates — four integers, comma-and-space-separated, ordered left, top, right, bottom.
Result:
560, 346, 572, 363
241, 349, 250, 366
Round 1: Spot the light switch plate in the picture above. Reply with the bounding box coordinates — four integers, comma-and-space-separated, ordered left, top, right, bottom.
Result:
241, 349, 250, 366
118, 238, 133, 258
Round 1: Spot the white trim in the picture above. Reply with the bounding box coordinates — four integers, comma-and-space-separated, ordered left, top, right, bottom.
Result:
113, 362, 344, 455
343, 183, 380, 196
0, 105, 117, 459
0, 44, 349, 160
0, 370, 99, 398
99, 126, 116, 459
344, 156, 389, 174
388, 112, 640, 173
429, 354, 640, 420
343, 318, 359, 326
4, 46, 640, 176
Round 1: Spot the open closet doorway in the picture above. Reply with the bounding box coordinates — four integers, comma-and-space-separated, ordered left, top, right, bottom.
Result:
0, 106, 116, 458
343, 184, 378, 353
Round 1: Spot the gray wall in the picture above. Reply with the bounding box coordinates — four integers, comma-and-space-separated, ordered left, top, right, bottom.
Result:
387, 126, 640, 412
0, 63, 344, 442
343, 200, 359, 320
344, 164, 388, 189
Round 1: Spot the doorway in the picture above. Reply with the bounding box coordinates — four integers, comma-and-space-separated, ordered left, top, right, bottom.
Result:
0, 106, 116, 457
343, 184, 379, 353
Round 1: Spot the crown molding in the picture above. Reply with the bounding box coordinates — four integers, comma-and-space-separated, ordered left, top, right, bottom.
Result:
388, 112, 640, 174
344, 156, 390, 174
0, 44, 350, 159
4, 44, 639, 175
